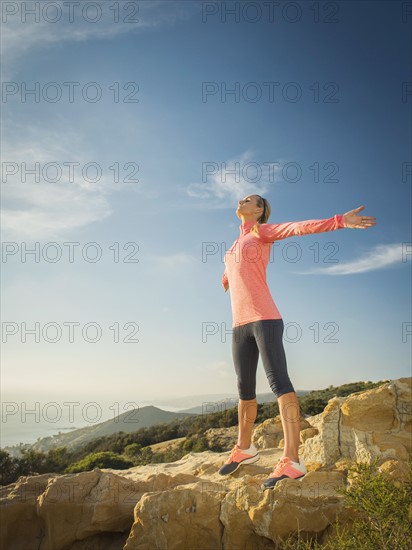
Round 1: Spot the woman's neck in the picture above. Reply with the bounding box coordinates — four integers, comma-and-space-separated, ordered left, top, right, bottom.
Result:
239, 216, 259, 225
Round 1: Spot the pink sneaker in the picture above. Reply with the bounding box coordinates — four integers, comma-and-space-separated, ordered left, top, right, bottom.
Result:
262, 456, 307, 489
218, 443, 259, 475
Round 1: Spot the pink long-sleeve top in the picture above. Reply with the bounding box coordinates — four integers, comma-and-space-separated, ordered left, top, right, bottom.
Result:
222, 214, 346, 328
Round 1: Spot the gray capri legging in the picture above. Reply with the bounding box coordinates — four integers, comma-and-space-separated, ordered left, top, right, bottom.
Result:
232, 319, 295, 400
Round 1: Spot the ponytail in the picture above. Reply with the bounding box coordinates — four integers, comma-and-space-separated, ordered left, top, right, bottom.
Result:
251, 196, 271, 237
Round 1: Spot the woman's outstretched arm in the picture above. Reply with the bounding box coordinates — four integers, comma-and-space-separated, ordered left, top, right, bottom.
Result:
258, 205, 376, 243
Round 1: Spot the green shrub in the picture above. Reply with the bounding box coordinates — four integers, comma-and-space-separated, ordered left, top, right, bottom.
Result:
0, 450, 20, 486
123, 443, 142, 458
65, 451, 133, 473
327, 458, 412, 550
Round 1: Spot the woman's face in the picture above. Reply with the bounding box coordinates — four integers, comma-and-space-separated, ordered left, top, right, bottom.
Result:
236, 195, 262, 220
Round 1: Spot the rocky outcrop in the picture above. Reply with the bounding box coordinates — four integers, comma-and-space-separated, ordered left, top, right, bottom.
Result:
1, 378, 411, 550
253, 416, 312, 450
1, 454, 354, 550
204, 426, 238, 449
1, 473, 55, 550
302, 377, 412, 470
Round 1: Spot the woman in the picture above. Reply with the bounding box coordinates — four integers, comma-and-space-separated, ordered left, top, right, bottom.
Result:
218, 195, 376, 490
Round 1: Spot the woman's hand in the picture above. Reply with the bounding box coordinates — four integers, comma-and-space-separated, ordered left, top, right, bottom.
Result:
343, 205, 377, 229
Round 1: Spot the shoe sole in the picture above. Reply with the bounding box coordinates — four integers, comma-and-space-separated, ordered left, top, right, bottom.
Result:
261, 473, 306, 490
219, 453, 260, 475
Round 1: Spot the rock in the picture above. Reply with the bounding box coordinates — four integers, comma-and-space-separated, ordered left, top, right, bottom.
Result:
36, 469, 141, 550
300, 428, 319, 443
253, 415, 311, 450
219, 474, 276, 550
124, 481, 224, 549
65, 532, 129, 550
1, 468, 200, 550
204, 426, 238, 450
303, 397, 344, 470
302, 378, 412, 470
340, 384, 398, 431
0, 473, 56, 550
124, 469, 351, 549
222, 471, 352, 546
378, 459, 411, 484
253, 416, 285, 449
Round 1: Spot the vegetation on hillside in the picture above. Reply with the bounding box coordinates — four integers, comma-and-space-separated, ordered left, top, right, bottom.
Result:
0, 379, 388, 486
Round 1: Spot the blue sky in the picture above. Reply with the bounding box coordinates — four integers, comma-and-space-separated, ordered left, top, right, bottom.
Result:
1, 1, 411, 429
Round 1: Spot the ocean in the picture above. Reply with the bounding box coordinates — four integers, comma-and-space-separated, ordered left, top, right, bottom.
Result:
0, 401, 183, 449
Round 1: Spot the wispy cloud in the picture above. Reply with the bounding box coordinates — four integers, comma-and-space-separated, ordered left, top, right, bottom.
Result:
295, 243, 408, 275
151, 253, 197, 269
186, 150, 283, 207
2, 185, 113, 239
1, 125, 148, 239
1, 0, 194, 78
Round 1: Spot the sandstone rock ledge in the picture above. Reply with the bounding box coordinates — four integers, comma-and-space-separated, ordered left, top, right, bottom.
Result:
1, 377, 410, 550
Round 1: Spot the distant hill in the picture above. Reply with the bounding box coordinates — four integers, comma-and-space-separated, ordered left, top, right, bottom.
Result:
3, 406, 195, 457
